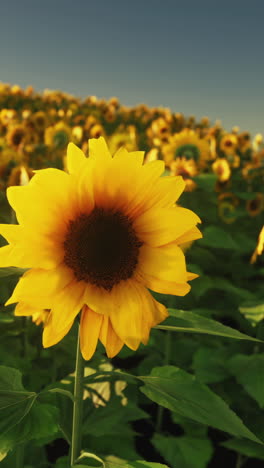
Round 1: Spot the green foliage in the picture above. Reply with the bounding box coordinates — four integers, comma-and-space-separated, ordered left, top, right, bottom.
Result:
152, 434, 213, 468
228, 354, 264, 408
140, 366, 262, 442
158, 308, 259, 342
0, 366, 59, 460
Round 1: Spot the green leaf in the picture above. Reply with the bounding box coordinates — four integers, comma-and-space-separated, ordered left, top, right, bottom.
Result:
198, 226, 238, 249
156, 309, 259, 342
0, 390, 36, 436
0, 267, 27, 278
239, 303, 264, 326
83, 398, 148, 437
152, 434, 213, 468
105, 462, 169, 468
227, 354, 264, 408
222, 438, 264, 460
140, 366, 262, 443
0, 366, 58, 454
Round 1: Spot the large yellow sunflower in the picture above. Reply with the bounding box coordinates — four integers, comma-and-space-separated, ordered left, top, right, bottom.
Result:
0, 138, 201, 360
162, 129, 211, 168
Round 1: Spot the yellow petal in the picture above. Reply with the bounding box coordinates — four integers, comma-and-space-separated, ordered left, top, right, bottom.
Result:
0, 224, 21, 244
124, 160, 165, 218
80, 306, 103, 360
113, 147, 144, 166
187, 272, 199, 281
109, 280, 151, 350
0, 245, 16, 267
14, 302, 40, 317
43, 311, 74, 347
99, 315, 123, 358
139, 288, 168, 330
175, 226, 203, 245
138, 273, 191, 296
134, 206, 201, 247
88, 137, 112, 162
49, 280, 86, 331
6, 266, 74, 307
135, 175, 186, 214
138, 244, 187, 283
67, 142, 87, 174
7, 169, 73, 229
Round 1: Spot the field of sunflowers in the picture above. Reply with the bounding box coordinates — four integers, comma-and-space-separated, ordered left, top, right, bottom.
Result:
0, 82, 263, 468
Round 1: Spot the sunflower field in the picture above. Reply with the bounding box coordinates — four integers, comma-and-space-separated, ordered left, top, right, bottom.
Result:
0, 82, 263, 468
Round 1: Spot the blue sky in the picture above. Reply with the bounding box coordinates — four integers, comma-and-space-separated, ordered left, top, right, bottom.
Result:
0, 0, 263, 134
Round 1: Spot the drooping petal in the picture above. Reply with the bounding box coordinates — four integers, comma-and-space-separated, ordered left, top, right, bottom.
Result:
49, 280, 86, 331
99, 315, 124, 358
80, 306, 103, 360
14, 302, 41, 317
109, 280, 152, 350
43, 311, 74, 347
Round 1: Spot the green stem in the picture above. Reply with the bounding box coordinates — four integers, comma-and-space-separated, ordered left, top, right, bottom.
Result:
15, 443, 24, 468
70, 324, 85, 466
155, 331, 172, 432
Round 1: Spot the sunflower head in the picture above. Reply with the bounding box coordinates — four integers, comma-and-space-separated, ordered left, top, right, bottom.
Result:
107, 127, 138, 155
219, 134, 238, 156
212, 158, 231, 183
6, 125, 28, 150
45, 122, 72, 149
1, 137, 201, 360
246, 193, 264, 217
162, 129, 211, 168
32, 111, 48, 132
89, 124, 105, 139
170, 157, 198, 192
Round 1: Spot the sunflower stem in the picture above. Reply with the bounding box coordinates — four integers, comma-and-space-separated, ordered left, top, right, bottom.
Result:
70, 324, 85, 466
15, 444, 24, 468
155, 331, 171, 432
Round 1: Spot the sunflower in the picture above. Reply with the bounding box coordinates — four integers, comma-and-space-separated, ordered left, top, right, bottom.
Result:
89, 124, 105, 139
107, 126, 138, 155
212, 158, 231, 183
170, 157, 198, 192
147, 117, 170, 147
45, 121, 72, 149
238, 132, 251, 154
31, 111, 48, 133
6, 124, 28, 150
162, 129, 210, 168
246, 193, 264, 217
219, 134, 238, 156
0, 138, 201, 360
